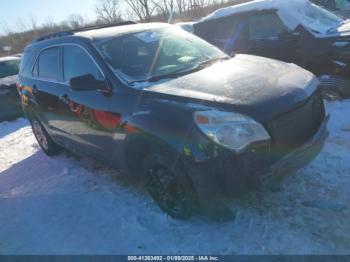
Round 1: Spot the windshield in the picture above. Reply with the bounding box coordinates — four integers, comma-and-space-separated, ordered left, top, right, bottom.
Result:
0, 59, 21, 78
297, 3, 343, 34
96, 27, 226, 85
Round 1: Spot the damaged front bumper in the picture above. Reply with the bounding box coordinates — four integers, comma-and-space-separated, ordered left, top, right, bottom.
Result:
187, 115, 329, 197
259, 115, 330, 189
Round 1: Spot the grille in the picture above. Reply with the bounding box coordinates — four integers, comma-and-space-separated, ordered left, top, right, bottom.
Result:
267, 92, 325, 155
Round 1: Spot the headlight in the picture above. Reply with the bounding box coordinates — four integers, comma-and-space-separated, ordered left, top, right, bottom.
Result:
194, 110, 270, 152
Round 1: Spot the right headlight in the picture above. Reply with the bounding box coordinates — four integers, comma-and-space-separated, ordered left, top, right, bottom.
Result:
194, 110, 271, 152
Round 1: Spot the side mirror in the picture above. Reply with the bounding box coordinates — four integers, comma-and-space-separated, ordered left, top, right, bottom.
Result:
70, 74, 108, 92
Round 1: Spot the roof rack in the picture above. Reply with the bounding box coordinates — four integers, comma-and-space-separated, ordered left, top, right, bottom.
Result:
72, 21, 138, 33
33, 21, 138, 43
34, 31, 73, 43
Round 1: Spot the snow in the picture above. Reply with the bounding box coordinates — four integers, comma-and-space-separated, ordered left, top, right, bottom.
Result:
0, 100, 350, 254
176, 22, 195, 33
199, 0, 305, 26
198, 0, 344, 37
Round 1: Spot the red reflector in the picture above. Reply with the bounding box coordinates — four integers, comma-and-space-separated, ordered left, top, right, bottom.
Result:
92, 110, 121, 129
196, 115, 209, 124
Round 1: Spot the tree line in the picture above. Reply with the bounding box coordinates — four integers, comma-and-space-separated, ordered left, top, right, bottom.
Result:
0, 0, 249, 57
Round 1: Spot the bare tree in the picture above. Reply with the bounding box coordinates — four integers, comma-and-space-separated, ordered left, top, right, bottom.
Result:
42, 16, 56, 29
152, 0, 175, 18
125, 0, 156, 21
95, 0, 122, 23
28, 15, 38, 31
16, 18, 29, 32
175, 0, 187, 14
67, 14, 86, 29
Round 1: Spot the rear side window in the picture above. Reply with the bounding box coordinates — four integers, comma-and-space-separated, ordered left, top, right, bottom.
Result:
63, 45, 103, 82
248, 13, 288, 40
38, 47, 60, 80
20, 51, 35, 78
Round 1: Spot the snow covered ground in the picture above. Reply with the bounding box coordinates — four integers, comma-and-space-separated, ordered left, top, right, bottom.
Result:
0, 100, 349, 255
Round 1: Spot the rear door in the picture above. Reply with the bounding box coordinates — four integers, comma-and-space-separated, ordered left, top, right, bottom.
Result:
30, 47, 63, 134
57, 44, 117, 161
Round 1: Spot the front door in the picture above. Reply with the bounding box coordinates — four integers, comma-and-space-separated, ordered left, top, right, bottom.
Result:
57, 44, 118, 162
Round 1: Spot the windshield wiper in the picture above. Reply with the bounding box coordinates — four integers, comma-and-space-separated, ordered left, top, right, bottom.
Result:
129, 56, 230, 85
129, 68, 192, 85
195, 56, 230, 69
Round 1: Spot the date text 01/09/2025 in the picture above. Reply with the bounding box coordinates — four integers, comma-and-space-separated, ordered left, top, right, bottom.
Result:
127, 256, 220, 261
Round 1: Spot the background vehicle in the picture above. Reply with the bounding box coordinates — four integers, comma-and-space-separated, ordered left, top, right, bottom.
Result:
311, 0, 337, 10
18, 23, 327, 219
0, 56, 22, 121
311, 0, 350, 11
193, 0, 350, 99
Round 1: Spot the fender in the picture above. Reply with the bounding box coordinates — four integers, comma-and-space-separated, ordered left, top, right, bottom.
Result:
123, 100, 213, 165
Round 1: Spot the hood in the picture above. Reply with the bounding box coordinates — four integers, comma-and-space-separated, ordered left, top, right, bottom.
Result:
0, 75, 18, 88
146, 54, 319, 121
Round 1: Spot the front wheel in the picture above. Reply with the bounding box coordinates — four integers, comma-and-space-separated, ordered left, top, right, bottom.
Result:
143, 151, 198, 219
30, 118, 61, 156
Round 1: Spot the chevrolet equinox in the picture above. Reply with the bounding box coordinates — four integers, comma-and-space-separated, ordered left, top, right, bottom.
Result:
18, 22, 328, 219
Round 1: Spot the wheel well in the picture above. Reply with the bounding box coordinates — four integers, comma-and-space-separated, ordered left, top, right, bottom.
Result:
125, 135, 178, 180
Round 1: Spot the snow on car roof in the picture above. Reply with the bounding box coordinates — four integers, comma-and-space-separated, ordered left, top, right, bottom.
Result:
0, 56, 21, 62
198, 0, 344, 36
200, 0, 304, 24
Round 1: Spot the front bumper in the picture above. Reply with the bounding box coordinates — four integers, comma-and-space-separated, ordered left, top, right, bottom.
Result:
258, 115, 329, 189
187, 115, 329, 197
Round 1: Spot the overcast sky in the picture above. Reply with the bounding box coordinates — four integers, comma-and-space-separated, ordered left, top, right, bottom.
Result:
0, 0, 99, 35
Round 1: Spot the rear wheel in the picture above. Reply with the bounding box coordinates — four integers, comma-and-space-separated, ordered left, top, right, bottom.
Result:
30, 118, 61, 156
143, 151, 198, 219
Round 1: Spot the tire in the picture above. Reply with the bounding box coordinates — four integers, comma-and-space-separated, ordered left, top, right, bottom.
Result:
143, 150, 198, 219
30, 117, 61, 156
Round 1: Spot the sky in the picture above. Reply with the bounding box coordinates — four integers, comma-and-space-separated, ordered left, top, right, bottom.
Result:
0, 0, 99, 35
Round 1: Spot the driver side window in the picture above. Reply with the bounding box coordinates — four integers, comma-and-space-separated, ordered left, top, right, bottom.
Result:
63, 45, 104, 82
248, 12, 289, 41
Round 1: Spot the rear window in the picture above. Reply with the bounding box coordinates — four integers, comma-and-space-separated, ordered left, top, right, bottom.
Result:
38, 47, 60, 80
0, 59, 21, 78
